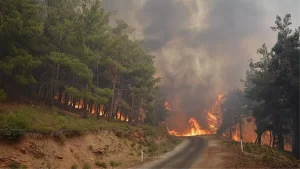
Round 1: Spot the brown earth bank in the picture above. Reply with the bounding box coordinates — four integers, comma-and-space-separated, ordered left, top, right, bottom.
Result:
0, 103, 181, 169
192, 136, 299, 169
0, 131, 180, 169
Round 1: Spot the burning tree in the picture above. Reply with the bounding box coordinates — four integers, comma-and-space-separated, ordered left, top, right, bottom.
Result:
218, 88, 252, 138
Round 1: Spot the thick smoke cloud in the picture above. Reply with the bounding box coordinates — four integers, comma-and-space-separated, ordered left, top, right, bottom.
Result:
104, 0, 300, 131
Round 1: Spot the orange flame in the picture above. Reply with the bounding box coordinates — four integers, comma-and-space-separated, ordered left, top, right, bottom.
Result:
232, 132, 240, 141
167, 94, 224, 136
168, 118, 211, 136
116, 112, 129, 122
165, 101, 172, 111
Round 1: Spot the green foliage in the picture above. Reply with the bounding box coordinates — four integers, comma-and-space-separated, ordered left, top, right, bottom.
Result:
95, 161, 107, 168
0, 0, 43, 87
0, 111, 31, 139
242, 14, 299, 155
8, 162, 27, 169
109, 161, 121, 167
0, 0, 165, 145
64, 87, 83, 100
49, 52, 93, 83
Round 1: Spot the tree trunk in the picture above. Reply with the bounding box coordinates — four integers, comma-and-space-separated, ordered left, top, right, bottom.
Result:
239, 116, 244, 152
229, 125, 232, 139
57, 88, 63, 103
96, 104, 100, 120
269, 131, 272, 147
64, 93, 69, 110
136, 99, 141, 122
124, 111, 128, 122
257, 132, 262, 146
272, 132, 276, 148
129, 96, 135, 123
89, 102, 94, 113
83, 99, 87, 111
53, 64, 60, 106
277, 132, 284, 152
292, 109, 300, 159
109, 81, 116, 121
239, 117, 243, 141
72, 98, 76, 109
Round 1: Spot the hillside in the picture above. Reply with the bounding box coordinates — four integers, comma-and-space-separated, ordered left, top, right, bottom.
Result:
0, 103, 181, 169
220, 138, 299, 168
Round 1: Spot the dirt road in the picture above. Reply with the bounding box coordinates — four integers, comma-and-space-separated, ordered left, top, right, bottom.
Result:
136, 135, 224, 169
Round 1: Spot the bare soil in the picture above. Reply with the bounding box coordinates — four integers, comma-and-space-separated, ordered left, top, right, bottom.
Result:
0, 131, 164, 169
191, 136, 226, 168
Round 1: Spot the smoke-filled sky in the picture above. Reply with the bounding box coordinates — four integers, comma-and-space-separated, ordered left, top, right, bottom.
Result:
103, 0, 300, 131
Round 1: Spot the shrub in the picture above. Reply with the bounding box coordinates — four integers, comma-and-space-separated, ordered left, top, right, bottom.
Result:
143, 125, 156, 137
71, 164, 78, 169
109, 161, 121, 167
0, 111, 31, 140
88, 145, 93, 151
8, 162, 27, 169
95, 161, 107, 168
54, 132, 67, 144
83, 163, 90, 169
114, 130, 124, 138
147, 142, 158, 153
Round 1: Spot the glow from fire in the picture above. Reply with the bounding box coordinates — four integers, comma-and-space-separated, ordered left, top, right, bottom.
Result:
167, 118, 210, 136
164, 101, 172, 111
168, 94, 224, 136
232, 132, 240, 141
116, 112, 129, 122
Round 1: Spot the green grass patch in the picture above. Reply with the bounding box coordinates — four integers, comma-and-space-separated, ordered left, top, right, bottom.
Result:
109, 161, 121, 167
0, 111, 31, 139
142, 125, 168, 137
8, 162, 27, 169
0, 105, 140, 138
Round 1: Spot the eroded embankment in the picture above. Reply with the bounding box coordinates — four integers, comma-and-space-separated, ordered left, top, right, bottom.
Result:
0, 130, 180, 169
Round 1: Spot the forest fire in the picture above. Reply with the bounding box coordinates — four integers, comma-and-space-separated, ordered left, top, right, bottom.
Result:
116, 112, 129, 122
167, 94, 224, 136
167, 118, 211, 136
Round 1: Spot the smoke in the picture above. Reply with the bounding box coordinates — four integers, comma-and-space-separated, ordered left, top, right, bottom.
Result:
103, 0, 300, 131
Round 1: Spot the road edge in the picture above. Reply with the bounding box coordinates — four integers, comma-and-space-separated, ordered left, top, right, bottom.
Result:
131, 138, 191, 169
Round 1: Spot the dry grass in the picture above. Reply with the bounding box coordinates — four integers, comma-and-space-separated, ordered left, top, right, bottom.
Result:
221, 139, 299, 168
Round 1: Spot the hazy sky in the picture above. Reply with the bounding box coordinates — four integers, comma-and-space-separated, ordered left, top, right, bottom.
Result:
104, 0, 300, 130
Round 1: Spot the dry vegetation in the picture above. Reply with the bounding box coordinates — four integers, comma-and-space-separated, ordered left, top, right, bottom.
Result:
221, 138, 299, 168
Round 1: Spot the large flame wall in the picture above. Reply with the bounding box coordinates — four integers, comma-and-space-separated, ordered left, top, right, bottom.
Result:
167, 94, 224, 136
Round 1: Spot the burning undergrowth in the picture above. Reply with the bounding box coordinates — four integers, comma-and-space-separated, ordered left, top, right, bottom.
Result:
222, 118, 293, 151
